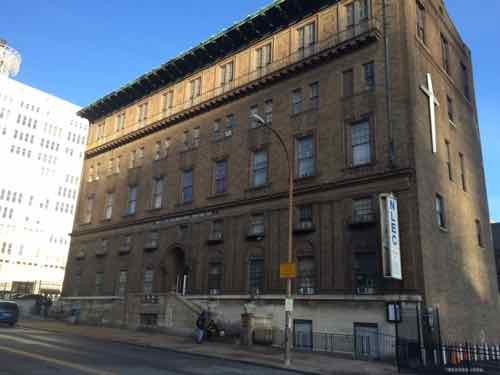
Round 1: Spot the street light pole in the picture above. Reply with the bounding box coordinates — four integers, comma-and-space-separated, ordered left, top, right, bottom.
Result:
251, 114, 293, 366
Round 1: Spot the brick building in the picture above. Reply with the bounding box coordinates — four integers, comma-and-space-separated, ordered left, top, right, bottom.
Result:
62, 0, 500, 343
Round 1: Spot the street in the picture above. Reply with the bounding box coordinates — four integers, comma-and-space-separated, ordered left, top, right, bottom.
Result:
0, 326, 304, 375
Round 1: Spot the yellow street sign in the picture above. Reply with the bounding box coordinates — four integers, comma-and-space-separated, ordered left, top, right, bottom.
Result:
280, 262, 297, 279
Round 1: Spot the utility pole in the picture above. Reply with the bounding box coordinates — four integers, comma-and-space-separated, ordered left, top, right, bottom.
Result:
251, 113, 294, 366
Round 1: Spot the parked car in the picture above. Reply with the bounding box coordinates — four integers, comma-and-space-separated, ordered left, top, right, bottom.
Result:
0, 301, 19, 326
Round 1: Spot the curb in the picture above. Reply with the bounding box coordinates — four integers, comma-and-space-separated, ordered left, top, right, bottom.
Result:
18, 323, 321, 375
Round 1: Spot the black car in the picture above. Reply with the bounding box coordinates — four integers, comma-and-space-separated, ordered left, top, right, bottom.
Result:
0, 301, 19, 326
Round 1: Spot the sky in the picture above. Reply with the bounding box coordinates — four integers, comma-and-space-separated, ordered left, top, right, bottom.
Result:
1, 1, 499, 220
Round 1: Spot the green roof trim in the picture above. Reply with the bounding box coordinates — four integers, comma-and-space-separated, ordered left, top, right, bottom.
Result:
79, 0, 338, 121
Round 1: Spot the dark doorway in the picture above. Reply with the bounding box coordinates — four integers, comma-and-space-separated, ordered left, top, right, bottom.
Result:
164, 247, 189, 295
294, 319, 313, 350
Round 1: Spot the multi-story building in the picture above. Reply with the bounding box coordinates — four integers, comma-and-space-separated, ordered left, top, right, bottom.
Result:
0, 39, 88, 295
63, 0, 500, 343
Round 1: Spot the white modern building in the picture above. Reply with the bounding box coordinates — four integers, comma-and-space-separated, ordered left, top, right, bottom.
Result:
0, 39, 88, 295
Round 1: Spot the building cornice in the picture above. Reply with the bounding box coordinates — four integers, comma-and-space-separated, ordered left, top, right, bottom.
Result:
78, 0, 341, 122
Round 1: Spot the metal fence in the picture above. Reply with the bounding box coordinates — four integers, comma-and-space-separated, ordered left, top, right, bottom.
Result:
273, 328, 396, 361
399, 341, 500, 374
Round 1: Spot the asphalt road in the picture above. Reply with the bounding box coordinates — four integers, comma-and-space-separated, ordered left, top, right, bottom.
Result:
0, 325, 304, 375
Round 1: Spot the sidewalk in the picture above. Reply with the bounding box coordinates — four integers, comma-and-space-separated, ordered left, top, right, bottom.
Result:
18, 319, 402, 375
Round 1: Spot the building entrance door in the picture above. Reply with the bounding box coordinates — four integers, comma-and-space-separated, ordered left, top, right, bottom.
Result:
354, 323, 380, 360
164, 247, 189, 294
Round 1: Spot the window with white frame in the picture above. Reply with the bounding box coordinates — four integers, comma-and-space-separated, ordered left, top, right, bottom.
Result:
214, 160, 228, 194
436, 194, 446, 228
115, 112, 126, 132
182, 170, 193, 203
117, 270, 127, 297
251, 150, 268, 187
104, 192, 113, 220
296, 135, 315, 178
310, 82, 319, 109
143, 269, 154, 295
220, 61, 234, 86
152, 177, 164, 209
189, 77, 202, 99
137, 102, 148, 126
297, 22, 316, 57
154, 141, 161, 161
249, 105, 260, 128
350, 120, 371, 166
249, 214, 265, 236
264, 99, 273, 125
292, 88, 302, 115
297, 256, 315, 295
127, 186, 138, 215
84, 195, 94, 223
162, 90, 174, 113
255, 43, 272, 69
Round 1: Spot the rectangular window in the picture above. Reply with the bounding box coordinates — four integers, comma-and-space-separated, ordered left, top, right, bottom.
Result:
475, 219, 483, 247
88, 166, 94, 182
213, 119, 221, 141
74, 272, 81, 296
104, 192, 113, 220
115, 156, 121, 174
298, 205, 313, 224
296, 136, 315, 178
95, 272, 104, 295
249, 105, 260, 128
251, 150, 268, 187
256, 43, 272, 69
354, 253, 378, 290
182, 131, 189, 150
264, 99, 273, 125
461, 63, 470, 100
297, 22, 316, 57
441, 34, 450, 74
309, 82, 320, 109
363, 62, 375, 90
208, 262, 223, 294
129, 150, 136, 169
115, 113, 126, 132
359, 0, 369, 20
353, 198, 374, 223
137, 102, 148, 126
189, 77, 202, 99
220, 61, 234, 86
152, 178, 164, 209
343, 69, 354, 97
214, 160, 228, 194
127, 186, 138, 215
193, 127, 200, 148
445, 141, 453, 181
164, 138, 171, 157
154, 141, 161, 161
447, 96, 454, 123
143, 270, 154, 295
292, 88, 302, 115
107, 159, 114, 175
249, 214, 265, 236
162, 90, 174, 113
416, 1, 426, 43
459, 153, 467, 191
351, 120, 371, 166
249, 258, 264, 293
297, 256, 315, 295
225, 114, 236, 137
117, 270, 127, 297
346, 3, 355, 28
84, 196, 94, 223
436, 194, 446, 228
145, 231, 159, 249
182, 170, 193, 203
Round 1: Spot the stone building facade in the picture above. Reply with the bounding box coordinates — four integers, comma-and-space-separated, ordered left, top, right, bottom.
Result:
62, 0, 500, 343
493, 223, 500, 292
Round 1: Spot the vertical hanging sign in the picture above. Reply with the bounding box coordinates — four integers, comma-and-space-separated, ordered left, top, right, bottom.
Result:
380, 194, 402, 280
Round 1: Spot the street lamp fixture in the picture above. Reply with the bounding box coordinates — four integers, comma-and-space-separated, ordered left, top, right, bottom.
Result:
250, 113, 294, 366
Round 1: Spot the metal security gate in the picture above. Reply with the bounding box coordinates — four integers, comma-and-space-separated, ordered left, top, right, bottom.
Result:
354, 323, 380, 360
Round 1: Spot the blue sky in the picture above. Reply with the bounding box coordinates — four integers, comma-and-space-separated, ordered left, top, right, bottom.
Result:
1, 1, 499, 220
